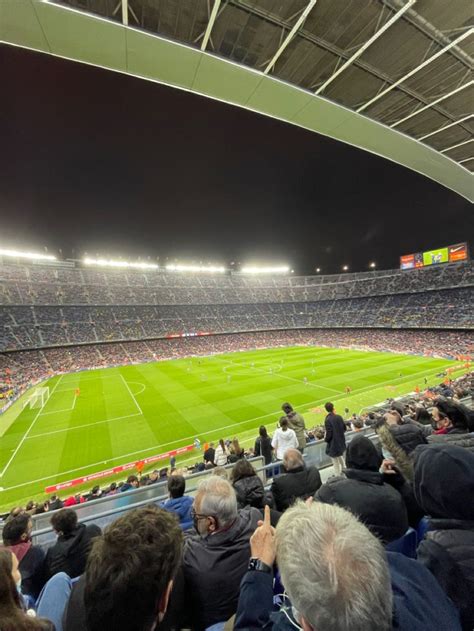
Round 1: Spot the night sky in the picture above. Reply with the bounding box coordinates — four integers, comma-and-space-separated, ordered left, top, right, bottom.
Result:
1, 44, 471, 275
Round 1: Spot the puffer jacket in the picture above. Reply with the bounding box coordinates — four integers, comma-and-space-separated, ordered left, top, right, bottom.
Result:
389, 423, 427, 455
427, 429, 474, 453
271, 466, 322, 512
233, 475, 265, 509
160, 495, 194, 530
414, 443, 474, 630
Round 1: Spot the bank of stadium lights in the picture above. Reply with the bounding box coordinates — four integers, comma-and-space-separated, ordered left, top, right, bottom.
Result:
165, 264, 226, 273
83, 257, 158, 270
0, 248, 56, 262
241, 265, 290, 274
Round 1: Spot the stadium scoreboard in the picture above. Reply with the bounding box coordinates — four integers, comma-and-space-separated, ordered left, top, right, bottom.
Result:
400, 243, 469, 270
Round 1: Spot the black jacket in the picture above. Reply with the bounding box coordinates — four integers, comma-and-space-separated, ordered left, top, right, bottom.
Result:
203, 447, 216, 464
316, 469, 408, 543
324, 412, 346, 457
389, 423, 427, 455
271, 466, 322, 513
254, 435, 273, 465
45, 523, 102, 581
182, 507, 261, 630
233, 476, 265, 509
8, 543, 45, 599
414, 443, 474, 630
427, 429, 474, 453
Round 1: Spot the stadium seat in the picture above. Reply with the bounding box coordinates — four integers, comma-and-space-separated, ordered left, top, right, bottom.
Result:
386, 527, 418, 558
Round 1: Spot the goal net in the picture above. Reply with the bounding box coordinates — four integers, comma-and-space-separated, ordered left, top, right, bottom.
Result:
23, 386, 50, 410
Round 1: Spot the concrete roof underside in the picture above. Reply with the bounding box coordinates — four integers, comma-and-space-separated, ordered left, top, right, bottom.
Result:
1, 0, 473, 201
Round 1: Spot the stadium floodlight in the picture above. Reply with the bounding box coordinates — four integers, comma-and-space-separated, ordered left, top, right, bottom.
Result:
241, 265, 290, 274
83, 257, 158, 270
369, 262, 376, 268
0, 248, 56, 261
315, 267, 321, 273
342, 265, 349, 271
165, 263, 226, 273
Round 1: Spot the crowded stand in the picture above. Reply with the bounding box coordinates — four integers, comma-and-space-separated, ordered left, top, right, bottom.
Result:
1, 376, 473, 630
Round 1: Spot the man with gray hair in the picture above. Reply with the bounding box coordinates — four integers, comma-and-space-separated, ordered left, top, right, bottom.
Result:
234, 503, 461, 631
270, 448, 321, 512
182, 476, 261, 629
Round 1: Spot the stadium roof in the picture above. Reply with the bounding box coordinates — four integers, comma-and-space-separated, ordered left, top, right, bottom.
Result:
1, 0, 473, 201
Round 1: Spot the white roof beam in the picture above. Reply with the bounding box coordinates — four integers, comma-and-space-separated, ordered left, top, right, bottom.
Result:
458, 157, 474, 165
315, 0, 416, 95
201, 0, 222, 51
418, 114, 473, 141
121, 0, 128, 26
357, 28, 474, 113
264, 0, 318, 75
440, 138, 474, 154
391, 80, 473, 128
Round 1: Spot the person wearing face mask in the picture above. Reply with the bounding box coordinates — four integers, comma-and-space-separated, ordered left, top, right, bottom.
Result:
427, 399, 474, 452
0, 548, 54, 630
2, 513, 46, 600
182, 476, 261, 630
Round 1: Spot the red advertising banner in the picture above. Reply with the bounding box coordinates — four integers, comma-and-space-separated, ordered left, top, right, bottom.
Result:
45, 444, 194, 494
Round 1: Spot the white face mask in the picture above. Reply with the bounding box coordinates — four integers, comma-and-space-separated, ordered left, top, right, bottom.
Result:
16, 579, 22, 592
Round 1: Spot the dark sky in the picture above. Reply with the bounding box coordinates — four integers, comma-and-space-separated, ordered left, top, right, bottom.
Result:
1, 44, 471, 274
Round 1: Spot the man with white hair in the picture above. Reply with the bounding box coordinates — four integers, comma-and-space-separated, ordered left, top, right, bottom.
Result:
270, 448, 321, 512
182, 476, 261, 630
234, 503, 461, 631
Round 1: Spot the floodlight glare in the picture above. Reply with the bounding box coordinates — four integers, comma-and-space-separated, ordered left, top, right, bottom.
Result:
369, 262, 376, 268
0, 248, 56, 261
165, 264, 226, 273
241, 265, 290, 274
342, 265, 349, 271
83, 257, 158, 270
316, 268, 321, 273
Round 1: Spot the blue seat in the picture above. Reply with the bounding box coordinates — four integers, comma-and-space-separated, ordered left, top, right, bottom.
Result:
416, 516, 431, 542
386, 527, 418, 558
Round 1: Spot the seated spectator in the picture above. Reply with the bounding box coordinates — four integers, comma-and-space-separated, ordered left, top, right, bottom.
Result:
228, 438, 244, 463
271, 417, 298, 461
352, 418, 364, 432
271, 448, 321, 513
414, 444, 474, 630
86, 486, 102, 501
0, 548, 53, 630
384, 410, 428, 455
203, 442, 216, 466
254, 425, 273, 465
282, 402, 306, 452
182, 476, 260, 629
315, 435, 408, 543
159, 475, 193, 531
428, 399, 474, 452
48, 496, 63, 512
145, 471, 159, 485
235, 503, 462, 631
213, 438, 229, 466
63, 506, 183, 631
231, 460, 264, 509
2, 513, 45, 599
212, 466, 228, 480
120, 475, 139, 493
44, 509, 102, 581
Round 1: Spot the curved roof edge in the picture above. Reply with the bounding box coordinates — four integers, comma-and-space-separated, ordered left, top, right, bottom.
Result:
1, 0, 473, 202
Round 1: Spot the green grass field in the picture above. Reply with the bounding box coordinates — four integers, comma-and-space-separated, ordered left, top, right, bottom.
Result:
0, 346, 464, 511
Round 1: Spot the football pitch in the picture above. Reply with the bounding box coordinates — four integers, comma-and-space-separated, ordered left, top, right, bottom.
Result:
0, 346, 464, 511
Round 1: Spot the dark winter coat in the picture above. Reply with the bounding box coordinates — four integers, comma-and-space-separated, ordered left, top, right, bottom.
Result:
182, 507, 261, 630
414, 443, 474, 630
234, 552, 461, 630
7, 542, 45, 599
233, 475, 265, 509
160, 495, 194, 530
254, 435, 273, 465
389, 423, 427, 455
271, 465, 322, 513
44, 523, 101, 581
324, 412, 346, 457
315, 435, 408, 543
427, 429, 474, 453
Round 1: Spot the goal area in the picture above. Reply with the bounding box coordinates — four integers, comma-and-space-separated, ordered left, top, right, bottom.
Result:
23, 387, 50, 410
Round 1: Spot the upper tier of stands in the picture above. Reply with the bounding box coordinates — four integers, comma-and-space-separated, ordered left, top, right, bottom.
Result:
1, 260, 473, 305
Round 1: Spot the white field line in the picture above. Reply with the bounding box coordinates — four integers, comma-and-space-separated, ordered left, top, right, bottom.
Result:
215, 357, 342, 395
27, 413, 142, 440
1, 360, 459, 491
127, 381, 146, 396
0, 375, 64, 478
120, 374, 143, 415
40, 395, 77, 416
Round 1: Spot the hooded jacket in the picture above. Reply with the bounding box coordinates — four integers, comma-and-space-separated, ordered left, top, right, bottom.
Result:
159, 495, 194, 530
414, 443, 474, 630
44, 523, 102, 581
315, 436, 408, 543
183, 507, 261, 630
233, 475, 265, 509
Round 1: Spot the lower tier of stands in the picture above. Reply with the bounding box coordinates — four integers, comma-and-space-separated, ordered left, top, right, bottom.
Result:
1, 328, 472, 412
